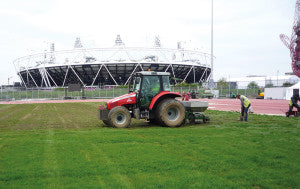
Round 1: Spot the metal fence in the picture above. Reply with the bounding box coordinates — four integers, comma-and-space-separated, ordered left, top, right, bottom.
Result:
0, 85, 263, 101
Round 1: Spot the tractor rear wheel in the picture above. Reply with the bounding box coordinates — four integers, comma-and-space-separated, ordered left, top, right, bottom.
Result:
108, 106, 131, 128
157, 99, 185, 127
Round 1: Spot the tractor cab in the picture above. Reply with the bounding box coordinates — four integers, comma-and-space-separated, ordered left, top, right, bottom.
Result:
129, 71, 172, 109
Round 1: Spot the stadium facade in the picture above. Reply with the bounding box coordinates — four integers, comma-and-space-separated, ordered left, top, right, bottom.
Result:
14, 36, 212, 87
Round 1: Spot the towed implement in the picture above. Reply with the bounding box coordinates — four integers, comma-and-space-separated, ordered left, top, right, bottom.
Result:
98, 71, 209, 128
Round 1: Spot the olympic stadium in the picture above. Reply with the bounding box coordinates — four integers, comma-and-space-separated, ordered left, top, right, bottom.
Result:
13, 36, 213, 87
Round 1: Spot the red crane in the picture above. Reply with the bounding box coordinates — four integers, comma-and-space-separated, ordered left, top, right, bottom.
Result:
280, 0, 300, 78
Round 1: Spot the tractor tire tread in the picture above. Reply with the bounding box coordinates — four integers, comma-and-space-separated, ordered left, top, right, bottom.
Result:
108, 106, 131, 128
157, 99, 185, 127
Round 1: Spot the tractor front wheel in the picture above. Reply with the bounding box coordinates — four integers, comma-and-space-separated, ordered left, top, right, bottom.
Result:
157, 99, 185, 127
108, 106, 131, 128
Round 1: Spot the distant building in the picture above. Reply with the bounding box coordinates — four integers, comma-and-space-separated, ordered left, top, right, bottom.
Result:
227, 75, 300, 89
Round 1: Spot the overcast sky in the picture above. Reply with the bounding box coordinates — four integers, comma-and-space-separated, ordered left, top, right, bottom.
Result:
0, 0, 296, 85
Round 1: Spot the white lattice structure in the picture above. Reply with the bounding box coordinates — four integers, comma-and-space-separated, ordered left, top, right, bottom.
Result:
14, 38, 213, 87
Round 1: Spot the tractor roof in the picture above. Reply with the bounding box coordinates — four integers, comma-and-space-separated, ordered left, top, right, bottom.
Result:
135, 71, 170, 76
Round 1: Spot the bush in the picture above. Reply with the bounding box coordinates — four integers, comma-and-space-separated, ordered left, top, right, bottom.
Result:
265, 83, 274, 88
247, 81, 259, 89
174, 82, 200, 87
282, 82, 293, 87
54, 87, 65, 91
217, 77, 229, 88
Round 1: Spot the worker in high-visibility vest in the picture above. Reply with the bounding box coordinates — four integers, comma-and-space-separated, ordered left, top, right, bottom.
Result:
286, 94, 300, 117
236, 94, 251, 121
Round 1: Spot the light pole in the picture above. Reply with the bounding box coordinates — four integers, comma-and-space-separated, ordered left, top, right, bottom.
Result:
210, 0, 214, 91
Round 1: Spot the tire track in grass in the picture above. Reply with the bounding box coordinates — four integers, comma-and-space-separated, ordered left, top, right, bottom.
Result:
44, 128, 60, 187
0, 105, 16, 112
52, 104, 69, 129
52, 104, 80, 129
75, 135, 107, 188
89, 143, 133, 188
77, 131, 132, 188
17, 104, 41, 126
0, 105, 22, 121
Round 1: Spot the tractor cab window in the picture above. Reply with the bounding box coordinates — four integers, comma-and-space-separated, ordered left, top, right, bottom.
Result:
133, 77, 141, 92
140, 76, 161, 107
162, 76, 171, 91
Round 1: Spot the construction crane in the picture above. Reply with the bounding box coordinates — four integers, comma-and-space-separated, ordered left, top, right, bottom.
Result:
280, 0, 300, 78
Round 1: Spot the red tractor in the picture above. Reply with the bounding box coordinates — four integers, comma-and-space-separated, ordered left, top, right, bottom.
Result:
98, 71, 186, 128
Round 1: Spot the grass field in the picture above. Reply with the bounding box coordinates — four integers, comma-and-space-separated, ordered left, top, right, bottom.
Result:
0, 102, 299, 188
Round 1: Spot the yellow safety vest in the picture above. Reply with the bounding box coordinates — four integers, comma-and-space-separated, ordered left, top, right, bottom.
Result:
241, 95, 251, 108
289, 99, 293, 106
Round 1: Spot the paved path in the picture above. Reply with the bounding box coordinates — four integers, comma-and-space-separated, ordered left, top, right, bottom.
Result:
0, 98, 292, 116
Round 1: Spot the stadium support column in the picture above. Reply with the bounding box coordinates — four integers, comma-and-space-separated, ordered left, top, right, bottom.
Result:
193, 66, 195, 83
210, 0, 214, 91
199, 67, 208, 83
183, 66, 194, 83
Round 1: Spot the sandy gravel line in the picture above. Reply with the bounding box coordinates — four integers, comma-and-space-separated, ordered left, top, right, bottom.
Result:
0, 99, 109, 104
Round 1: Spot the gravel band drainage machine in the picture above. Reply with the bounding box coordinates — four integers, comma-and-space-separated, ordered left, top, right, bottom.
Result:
181, 101, 210, 123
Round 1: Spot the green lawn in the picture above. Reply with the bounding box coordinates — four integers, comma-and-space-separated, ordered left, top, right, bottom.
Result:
0, 103, 299, 188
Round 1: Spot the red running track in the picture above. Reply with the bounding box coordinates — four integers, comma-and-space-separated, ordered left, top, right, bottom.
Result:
195, 98, 291, 116
0, 98, 293, 116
